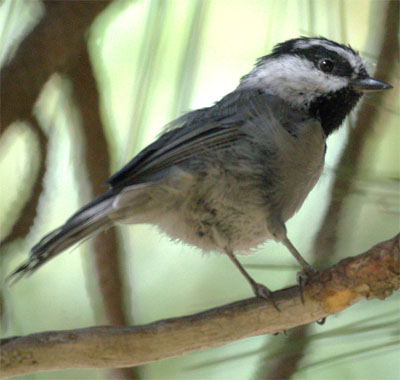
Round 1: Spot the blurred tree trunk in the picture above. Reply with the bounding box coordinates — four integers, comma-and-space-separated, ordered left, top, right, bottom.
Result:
0, 1, 139, 378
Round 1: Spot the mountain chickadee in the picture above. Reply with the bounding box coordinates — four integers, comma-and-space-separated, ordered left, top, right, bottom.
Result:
9, 37, 392, 304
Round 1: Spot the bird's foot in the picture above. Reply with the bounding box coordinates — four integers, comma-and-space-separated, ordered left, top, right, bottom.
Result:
251, 282, 280, 312
297, 265, 318, 304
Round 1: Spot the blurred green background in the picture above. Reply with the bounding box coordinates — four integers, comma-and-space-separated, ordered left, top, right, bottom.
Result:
0, 0, 399, 379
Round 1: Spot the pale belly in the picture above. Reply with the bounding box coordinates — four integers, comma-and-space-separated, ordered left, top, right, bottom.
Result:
157, 193, 272, 254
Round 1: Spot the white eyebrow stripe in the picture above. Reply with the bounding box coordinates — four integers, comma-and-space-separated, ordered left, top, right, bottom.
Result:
238, 55, 348, 108
294, 39, 365, 74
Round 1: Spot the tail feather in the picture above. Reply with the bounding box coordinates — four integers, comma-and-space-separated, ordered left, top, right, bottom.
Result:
7, 192, 115, 283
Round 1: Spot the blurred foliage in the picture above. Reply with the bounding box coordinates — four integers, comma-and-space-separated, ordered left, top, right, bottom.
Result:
0, 0, 399, 379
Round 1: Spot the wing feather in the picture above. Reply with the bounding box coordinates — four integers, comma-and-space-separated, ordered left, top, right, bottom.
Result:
106, 91, 295, 188
107, 121, 245, 188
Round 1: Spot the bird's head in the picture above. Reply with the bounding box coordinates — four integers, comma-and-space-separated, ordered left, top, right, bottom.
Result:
239, 37, 392, 135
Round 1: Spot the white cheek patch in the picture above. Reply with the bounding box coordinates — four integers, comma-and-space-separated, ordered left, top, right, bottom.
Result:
239, 56, 348, 108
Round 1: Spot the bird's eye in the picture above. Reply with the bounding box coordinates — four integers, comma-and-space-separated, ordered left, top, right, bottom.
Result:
319, 59, 334, 73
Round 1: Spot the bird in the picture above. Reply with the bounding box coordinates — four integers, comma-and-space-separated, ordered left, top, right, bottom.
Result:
8, 36, 392, 305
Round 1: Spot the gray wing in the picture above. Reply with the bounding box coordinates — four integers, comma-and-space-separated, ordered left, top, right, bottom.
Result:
107, 122, 244, 188
106, 90, 301, 188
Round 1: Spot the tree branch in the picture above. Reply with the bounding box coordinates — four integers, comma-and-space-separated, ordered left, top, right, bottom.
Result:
1, 234, 398, 378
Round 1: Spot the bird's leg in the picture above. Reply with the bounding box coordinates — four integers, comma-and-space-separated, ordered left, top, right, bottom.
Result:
281, 236, 318, 303
267, 219, 317, 276
267, 217, 318, 302
224, 248, 280, 311
281, 237, 316, 275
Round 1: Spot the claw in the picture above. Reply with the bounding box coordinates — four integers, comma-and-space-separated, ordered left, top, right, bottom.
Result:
273, 329, 287, 336
251, 282, 280, 312
316, 317, 327, 325
297, 266, 318, 304
301, 264, 318, 277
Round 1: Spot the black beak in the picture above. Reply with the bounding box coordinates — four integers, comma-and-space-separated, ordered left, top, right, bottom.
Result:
351, 77, 392, 92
